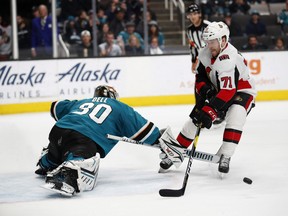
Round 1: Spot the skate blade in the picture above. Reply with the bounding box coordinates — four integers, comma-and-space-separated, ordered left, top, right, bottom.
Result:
158, 167, 170, 173
218, 172, 227, 180
41, 183, 74, 197
212, 123, 224, 130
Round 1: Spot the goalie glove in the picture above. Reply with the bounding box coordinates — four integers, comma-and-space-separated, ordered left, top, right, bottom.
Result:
158, 126, 186, 168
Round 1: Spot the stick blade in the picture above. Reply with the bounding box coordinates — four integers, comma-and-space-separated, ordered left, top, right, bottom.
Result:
159, 188, 184, 197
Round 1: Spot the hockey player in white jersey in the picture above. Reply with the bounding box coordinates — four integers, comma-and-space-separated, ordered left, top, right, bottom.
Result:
36, 85, 186, 196
160, 21, 257, 174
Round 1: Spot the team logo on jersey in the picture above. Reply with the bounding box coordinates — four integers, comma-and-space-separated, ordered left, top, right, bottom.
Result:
235, 95, 243, 102
219, 54, 230, 61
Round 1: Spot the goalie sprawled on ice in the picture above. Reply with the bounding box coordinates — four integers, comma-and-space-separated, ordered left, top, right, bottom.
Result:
35, 85, 187, 196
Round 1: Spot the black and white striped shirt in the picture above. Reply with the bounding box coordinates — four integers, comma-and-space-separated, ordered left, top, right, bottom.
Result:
186, 20, 210, 63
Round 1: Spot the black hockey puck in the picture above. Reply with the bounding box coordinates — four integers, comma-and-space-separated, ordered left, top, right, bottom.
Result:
243, 177, 253, 184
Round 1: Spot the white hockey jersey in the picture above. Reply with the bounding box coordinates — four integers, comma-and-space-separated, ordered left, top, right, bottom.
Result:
195, 42, 257, 111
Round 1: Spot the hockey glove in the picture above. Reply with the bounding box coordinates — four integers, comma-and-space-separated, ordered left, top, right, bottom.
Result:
190, 103, 217, 129
206, 87, 217, 101
196, 83, 217, 101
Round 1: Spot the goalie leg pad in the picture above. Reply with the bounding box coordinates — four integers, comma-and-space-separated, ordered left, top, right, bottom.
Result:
44, 153, 100, 196
158, 126, 186, 168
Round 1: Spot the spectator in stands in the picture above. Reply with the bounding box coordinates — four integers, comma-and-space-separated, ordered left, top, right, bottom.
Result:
214, 0, 231, 17
87, 8, 107, 34
99, 31, 122, 56
133, 0, 157, 23
273, 36, 287, 50
32, 6, 39, 19
105, 0, 120, 23
0, 16, 11, 61
64, 16, 81, 45
75, 10, 90, 35
245, 10, 267, 37
118, 21, 144, 48
135, 10, 155, 38
109, 6, 126, 37
31, 4, 55, 59
242, 34, 267, 50
96, 8, 108, 26
98, 22, 110, 44
224, 13, 243, 37
148, 21, 164, 49
17, 15, 31, 59
125, 34, 144, 56
149, 36, 163, 55
229, 0, 250, 15
278, 0, 288, 31
76, 30, 93, 57
116, 32, 126, 55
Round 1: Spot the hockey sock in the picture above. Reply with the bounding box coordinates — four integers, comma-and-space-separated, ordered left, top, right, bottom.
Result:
176, 132, 193, 148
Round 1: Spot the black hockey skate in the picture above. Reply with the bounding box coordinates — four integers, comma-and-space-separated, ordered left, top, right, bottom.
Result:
159, 152, 173, 173
218, 154, 231, 173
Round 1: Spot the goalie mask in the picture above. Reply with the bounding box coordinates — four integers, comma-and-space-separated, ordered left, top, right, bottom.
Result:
94, 85, 119, 100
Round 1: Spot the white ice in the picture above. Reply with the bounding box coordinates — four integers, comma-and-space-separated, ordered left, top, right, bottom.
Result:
0, 101, 287, 216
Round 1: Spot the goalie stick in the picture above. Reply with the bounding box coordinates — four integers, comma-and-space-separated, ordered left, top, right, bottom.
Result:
106, 134, 219, 164
159, 126, 201, 197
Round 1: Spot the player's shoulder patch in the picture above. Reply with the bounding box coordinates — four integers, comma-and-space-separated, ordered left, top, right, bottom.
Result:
218, 54, 230, 61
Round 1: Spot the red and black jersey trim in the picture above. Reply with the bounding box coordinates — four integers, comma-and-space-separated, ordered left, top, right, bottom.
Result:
133, 122, 154, 141
223, 128, 242, 144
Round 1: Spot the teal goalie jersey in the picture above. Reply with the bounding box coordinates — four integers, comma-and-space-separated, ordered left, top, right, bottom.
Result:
50, 97, 160, 157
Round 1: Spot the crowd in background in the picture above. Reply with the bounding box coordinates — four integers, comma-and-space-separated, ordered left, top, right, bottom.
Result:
0, 0, 288, 60
201, 0, 288, 51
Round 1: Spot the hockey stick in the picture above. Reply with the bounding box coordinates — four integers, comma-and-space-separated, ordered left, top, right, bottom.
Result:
107, 134, 219, 164
159, 126, 201, 197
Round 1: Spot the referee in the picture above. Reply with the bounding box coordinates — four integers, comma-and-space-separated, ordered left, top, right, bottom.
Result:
186, 3, 210, 73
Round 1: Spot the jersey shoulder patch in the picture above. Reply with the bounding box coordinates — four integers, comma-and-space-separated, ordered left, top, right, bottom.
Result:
218, 54, 230, 61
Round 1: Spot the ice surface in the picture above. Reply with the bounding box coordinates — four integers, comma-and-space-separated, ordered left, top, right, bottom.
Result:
0, 101, 287, 216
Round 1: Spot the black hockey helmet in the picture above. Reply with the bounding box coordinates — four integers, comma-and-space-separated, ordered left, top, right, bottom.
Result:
186, 3, 200, 13
94, 85, 119, 100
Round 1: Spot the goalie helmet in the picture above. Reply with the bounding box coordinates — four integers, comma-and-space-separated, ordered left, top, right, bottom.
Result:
202, 21, 230, 45
94, 85, 119, 100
